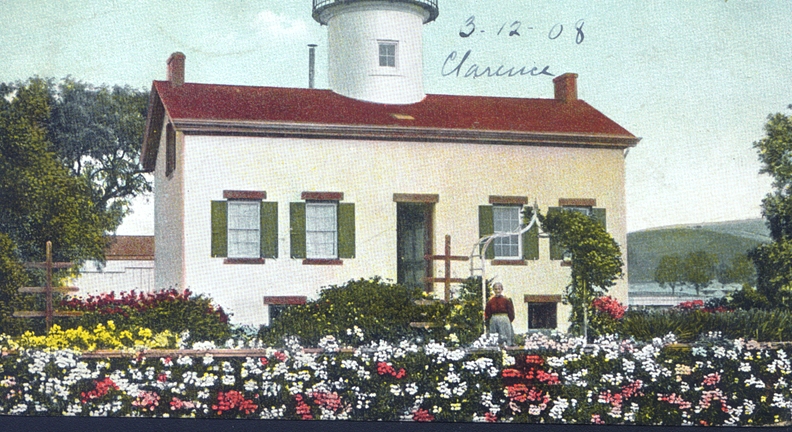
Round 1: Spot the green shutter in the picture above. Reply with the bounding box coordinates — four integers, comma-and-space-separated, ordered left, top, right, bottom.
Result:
522, 223, 539, 260
290, 202, 306, 258
211, 201, 228, 257
338, 203, 355, 259
261, 201, 278, 259
592, 208, 607, 230
548, 207, 564, 260
478, 205, 495, 259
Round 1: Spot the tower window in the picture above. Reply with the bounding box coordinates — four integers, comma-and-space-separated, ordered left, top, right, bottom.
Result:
378, 42, 397, 67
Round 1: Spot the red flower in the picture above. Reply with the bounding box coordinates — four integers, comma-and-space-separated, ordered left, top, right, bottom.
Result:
274, 351, 287, 362
592, 296, 627, 320
212, 390, 258, 416
376, 361, 407, 379
80, 377, 119, 403
502, 368, 522, 378
260, 357, 269, 366
157, 373, 168, 383
294, 394, 313, 420
484, 412, 498, 423
525, 355, 544, 366
412, 408, 435, 422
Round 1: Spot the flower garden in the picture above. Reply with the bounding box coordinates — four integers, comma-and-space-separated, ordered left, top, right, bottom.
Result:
0, 322, 790, 426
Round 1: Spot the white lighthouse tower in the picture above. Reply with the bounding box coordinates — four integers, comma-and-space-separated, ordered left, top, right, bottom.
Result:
312, 0, 439, 104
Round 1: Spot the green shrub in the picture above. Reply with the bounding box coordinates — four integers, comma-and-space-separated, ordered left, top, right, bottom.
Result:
59, 289, 232, 343
621, 308, 792, 342
258, 277, 490, 347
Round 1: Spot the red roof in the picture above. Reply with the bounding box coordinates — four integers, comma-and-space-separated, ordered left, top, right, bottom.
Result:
105, 236, 154, 261
153, 81, 633, 136
143, 81, 638, 171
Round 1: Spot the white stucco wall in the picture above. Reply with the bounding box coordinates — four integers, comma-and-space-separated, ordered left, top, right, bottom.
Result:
324, 2, 428, 104
176, 134, 628, 332
74, 260, 155, 296
153, 121, 185, 290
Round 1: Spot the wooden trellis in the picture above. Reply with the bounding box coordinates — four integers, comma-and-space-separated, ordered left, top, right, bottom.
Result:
424, 234, 469, 302
14, 241, 82, 331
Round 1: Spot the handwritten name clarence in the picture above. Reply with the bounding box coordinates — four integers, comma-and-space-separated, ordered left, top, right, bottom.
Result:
442, 50, 554, 79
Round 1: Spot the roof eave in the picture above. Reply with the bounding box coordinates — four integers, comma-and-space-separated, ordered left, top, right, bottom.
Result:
171, 118, 641, 149
141, 84, 166, 173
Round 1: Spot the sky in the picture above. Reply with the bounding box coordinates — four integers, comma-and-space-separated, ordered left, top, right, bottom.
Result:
2, 0, 790, 234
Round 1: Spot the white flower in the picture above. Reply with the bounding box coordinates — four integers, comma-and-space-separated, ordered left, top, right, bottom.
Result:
10, 403, 27, 415
202, 355, 214, 365
389, 384, 402, 396
405, 382, 419, 395
176, 356, 194, 366
221, 375, 236, 386
192, 341, 216, 350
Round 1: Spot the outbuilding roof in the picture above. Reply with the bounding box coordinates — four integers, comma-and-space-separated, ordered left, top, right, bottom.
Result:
142, 80, 639, 172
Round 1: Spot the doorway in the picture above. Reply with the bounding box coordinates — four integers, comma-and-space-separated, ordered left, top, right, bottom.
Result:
397, 203, 433, 291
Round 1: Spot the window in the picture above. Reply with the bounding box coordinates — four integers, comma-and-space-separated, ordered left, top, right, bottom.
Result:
379, 42, 397, 67
263, 296, 307, 325
479, 196, 538, 262
290, 192, 355, 264
492, 205, 521, 259
210, 191, 278, 263
528, 303, 557, 330
306, 202, 337, 259
227, 201, 260, 258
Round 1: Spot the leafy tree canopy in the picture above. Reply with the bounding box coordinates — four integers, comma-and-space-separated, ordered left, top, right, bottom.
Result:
682, 250, 718, 296
752, 105, 792, 309
0, 78, 107, 264
655, 254, 685, 295
45, 77, 150, 232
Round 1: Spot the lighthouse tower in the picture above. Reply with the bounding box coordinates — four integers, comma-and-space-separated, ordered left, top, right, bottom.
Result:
312, 0, 439, 104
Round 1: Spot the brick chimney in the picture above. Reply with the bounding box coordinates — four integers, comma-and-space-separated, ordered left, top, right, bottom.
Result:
553, 73, 578, 102
167, 52, 186, 87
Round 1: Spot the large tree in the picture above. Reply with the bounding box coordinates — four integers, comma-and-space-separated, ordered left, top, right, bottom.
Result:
45, 78, 150, 232
0, 78, 147, 333
751, 105, 792, 309
0, 79, 107, 264
541, 209, 623, 341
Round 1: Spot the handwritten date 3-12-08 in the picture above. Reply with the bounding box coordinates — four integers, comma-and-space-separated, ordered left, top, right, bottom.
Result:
459, 15, 585, 45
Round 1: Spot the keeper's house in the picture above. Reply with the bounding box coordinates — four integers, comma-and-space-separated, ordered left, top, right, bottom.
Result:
141, 0, 639, 331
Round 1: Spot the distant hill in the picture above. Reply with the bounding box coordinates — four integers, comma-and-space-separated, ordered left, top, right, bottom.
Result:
627, 219, 770, 283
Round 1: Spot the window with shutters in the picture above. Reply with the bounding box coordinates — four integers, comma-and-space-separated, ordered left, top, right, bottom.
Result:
210, 190, 278, 264
492, 205, 521, 259
479, 196, 538, 263
290, 192, 355, 265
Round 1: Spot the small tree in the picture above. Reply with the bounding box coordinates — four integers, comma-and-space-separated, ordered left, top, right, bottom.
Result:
682, 250, 717, 296
655, 254, 685, 295
717, 253, 756, 288
541, 209, 623, 341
